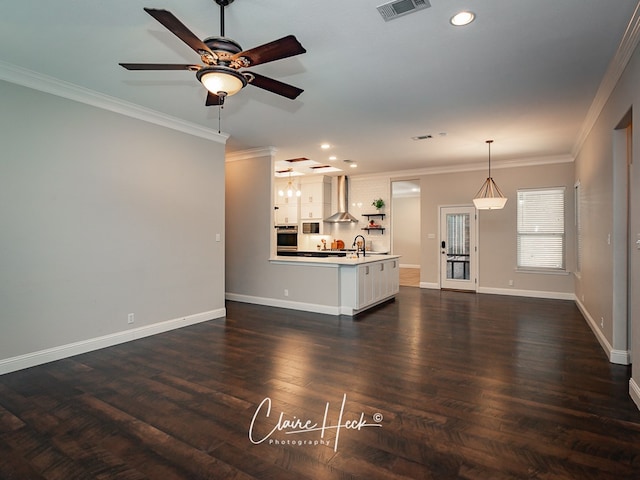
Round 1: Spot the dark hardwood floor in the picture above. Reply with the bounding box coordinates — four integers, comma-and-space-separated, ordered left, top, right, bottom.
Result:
1, 288, 640, 479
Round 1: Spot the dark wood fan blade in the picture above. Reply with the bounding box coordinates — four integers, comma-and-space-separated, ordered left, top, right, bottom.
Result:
233, 35, 306, 67
246, 72, 303, 99
205, 92, 224, 106
144, 8, 214, 57
119, 63, 200, 71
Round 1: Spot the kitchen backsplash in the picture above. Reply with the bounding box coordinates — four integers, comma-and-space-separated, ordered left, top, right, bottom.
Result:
296, 176, 391, 252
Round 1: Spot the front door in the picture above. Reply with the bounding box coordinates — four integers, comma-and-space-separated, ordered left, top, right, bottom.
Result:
440, 206, 477, 291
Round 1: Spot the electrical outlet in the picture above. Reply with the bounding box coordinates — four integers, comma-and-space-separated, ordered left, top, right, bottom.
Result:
508, 279, 514, 287
284, 289, 289, 297
128, 313, 135, 324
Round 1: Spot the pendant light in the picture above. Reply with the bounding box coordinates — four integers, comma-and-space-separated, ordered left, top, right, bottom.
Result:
473, 140, 507, 210
278, 169, 301, 198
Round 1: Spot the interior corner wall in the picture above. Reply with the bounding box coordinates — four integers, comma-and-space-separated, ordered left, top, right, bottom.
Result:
0, 80, 227, 370
573, 41, 640, 394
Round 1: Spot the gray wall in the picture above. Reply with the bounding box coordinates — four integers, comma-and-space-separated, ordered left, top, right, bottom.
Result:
392, 195, 421, 266
225, 151, 341, 310
573, 40, 640, 399
415, 162, 576, 294
0, 80, 227, 366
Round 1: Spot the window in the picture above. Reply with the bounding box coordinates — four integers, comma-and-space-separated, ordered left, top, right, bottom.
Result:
517, 187, 565, 270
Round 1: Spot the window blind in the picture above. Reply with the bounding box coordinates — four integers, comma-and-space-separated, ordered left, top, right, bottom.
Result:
517, 187, 565, 270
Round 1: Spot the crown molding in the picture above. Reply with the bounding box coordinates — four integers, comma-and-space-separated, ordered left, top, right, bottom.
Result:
573, 1, 640, 156
351, 154, 574, 181
226, 147, 277, 162
0, 60, 228, 144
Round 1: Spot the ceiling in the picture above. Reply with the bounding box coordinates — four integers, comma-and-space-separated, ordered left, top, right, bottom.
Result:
1, 1, 638, 177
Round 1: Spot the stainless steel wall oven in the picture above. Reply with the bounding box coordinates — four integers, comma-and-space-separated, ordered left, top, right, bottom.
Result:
276, 225, 298, 252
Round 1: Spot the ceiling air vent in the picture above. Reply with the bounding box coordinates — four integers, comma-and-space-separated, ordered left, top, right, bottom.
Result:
377, 0, 431, 21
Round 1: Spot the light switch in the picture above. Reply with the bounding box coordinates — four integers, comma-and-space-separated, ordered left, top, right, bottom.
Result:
216, 233, 221, 242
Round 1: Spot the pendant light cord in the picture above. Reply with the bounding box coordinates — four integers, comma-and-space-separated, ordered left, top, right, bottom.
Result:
486, 139, 493, 178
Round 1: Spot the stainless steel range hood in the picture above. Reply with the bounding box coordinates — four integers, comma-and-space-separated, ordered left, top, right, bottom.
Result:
324, 175, 359, 223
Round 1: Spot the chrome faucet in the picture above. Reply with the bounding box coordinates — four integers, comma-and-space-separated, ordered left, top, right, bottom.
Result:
352, 234, 366, 258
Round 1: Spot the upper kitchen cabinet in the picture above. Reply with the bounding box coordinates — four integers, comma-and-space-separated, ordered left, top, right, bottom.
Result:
300, 176, 331, 220
274, 179, 300, 225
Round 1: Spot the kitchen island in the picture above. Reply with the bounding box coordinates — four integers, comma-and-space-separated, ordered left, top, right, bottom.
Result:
270, 254, 400, 316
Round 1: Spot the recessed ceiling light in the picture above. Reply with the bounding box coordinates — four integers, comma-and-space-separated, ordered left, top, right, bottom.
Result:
350, 163, 358, 168
450, 11, 475, 26
329, 155, 337, 161
321, 143, 331, 149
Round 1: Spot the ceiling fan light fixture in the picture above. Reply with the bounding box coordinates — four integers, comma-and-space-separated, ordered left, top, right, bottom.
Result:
196, 66, 247, 96
473, 140, 507, 210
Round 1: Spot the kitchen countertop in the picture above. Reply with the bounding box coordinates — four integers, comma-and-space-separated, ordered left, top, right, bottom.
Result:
278, 249, 389, 257
270, 253, 400, 266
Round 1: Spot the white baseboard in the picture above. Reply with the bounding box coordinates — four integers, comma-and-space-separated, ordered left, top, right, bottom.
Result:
419, 283, 575, 300
630, 378, 640, 411
0, 308, 225, 375
478, 286, 575, 300
574, 298, 630, 365
225, 293, 341, 316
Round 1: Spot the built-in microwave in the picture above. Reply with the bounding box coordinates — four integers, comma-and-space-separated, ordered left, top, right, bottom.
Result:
302, 221, 320, 234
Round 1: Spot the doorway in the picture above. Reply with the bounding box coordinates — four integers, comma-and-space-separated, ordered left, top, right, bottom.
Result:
612, 110, 632, 364
439, 206, 477, 291
391, 180, 421, 287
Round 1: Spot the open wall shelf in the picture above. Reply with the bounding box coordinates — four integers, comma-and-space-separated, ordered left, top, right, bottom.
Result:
361, 227, 385, 234
362, 214, 385, 234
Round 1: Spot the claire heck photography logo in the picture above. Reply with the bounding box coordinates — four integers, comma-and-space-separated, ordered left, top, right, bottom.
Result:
248, 393, 384, 452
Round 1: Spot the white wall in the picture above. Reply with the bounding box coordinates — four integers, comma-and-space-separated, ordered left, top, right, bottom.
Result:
326, 176, 391, 253
0, 80, 227, 372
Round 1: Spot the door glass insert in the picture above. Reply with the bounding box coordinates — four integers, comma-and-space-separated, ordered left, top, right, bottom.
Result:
446, 213, 470, 280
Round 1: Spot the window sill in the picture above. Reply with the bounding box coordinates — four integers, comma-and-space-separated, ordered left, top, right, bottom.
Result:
515, 268, 570, 276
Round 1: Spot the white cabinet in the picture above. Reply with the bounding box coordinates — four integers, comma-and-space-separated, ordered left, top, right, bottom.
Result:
275, 201, 298, 225
343, 258, 400, 313
300, 203, 329, 220
300, 177, 331, 221
274, 179, 300, 225
358, 264, 375, 308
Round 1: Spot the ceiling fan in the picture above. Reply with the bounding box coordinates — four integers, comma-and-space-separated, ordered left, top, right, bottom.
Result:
119, 0, 306, 106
